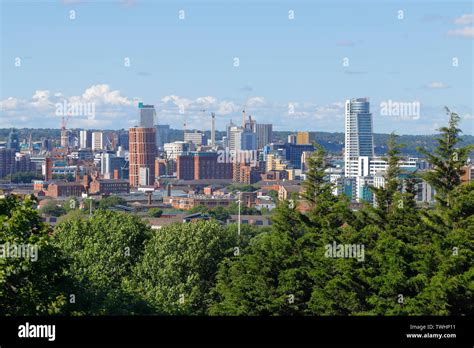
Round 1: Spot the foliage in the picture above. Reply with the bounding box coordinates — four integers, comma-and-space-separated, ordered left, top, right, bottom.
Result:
4, 171, 43, 183
147, 207, 163, 218
130, 220, 236, 314
52, 210, 152, 315
0, 195, 69, 315
417, 107, 474, 207
39, 199, 66, 217
98, 195, 127, 210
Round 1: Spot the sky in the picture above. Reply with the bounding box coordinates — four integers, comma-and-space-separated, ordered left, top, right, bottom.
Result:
0, 0, 473, 134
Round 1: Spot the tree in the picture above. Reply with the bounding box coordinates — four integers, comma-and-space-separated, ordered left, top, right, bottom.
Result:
5, 172, 42, 183
370, 133, 403, 215
52, 210, 152, 314
208, 206, 230, 222
417, 107, 474, 206
302, 143, 335, 206
98, 195, 127, 210
267, 190, 278, 202
0, 195, 69, 315
40, 199, 66, 217
147, 207, 163, 218
131, 220, 236, 315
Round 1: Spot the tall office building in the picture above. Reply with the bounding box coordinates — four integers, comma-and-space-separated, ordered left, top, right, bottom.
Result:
79, 130, 92, 149
138, 102, 156, 128
118, 131, 130, 151
0, 149, 16, 178
255, 124, 273, 149
6, 129, 20, 151
92, 131, 105, 151
229, 126, 257, 152
156, 125, 170, 149
129, 127, 156, 187
296, 131, 316, 145
344, 98, 374, 178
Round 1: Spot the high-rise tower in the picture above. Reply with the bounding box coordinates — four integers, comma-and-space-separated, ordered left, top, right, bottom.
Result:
129, 127, 156, 187
344, 98, 374, 178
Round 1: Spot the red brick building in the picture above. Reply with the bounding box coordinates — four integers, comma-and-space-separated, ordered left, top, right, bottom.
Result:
177, 152, 232, 180
47, 181, 85, 198
129, 127, 156, 187
89, 179, 130, 195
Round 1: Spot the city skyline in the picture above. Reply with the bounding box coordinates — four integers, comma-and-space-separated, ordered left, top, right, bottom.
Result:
1, 0, 473, 134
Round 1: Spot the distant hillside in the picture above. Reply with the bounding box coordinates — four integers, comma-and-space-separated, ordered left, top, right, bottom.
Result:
1, 128, 473, 157
272, 131, 474, 157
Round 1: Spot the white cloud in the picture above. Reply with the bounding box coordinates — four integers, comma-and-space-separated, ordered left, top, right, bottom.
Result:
447, 26, 474, 38
447, 14, 474, 38
454, 14, 474, 25
427, 81, 449, 89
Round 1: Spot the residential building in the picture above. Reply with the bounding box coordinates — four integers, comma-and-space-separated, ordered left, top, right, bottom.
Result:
129, 127, 156, 187
344, 98, 374, 178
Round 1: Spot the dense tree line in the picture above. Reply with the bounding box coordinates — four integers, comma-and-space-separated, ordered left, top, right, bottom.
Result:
0, 109, 472, 315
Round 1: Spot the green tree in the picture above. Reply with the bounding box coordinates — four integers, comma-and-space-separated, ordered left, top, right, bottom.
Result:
40, 199, 66, 217
0, 195, 69, 315
209, 206, 230, 222
147, 207, 163, 218
98, 195, 127, 210
131, 220, 236, 315
417, 107, 474, 206
52, 210, 152, 314
370, 133, 403, 215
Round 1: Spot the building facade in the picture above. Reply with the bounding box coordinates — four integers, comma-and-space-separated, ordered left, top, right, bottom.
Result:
344, 98, 374, 178
129, 127, 157, 187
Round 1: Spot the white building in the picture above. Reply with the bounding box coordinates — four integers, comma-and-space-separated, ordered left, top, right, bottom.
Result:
164, 141, 191, 160
79, 130, 91, 149
344, 98, 374, 178
92, 132, 104, 151
184, 131, 206, 146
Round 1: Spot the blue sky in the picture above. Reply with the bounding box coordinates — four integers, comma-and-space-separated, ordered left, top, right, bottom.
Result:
1, 0, 473, 134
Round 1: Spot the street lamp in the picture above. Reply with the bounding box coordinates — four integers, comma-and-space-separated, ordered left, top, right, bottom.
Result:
237, 191, 242, 237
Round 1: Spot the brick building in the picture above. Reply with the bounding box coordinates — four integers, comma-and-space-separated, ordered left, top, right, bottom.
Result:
89, 179, 130, 195
233, 162, 261, 184
47, 181, 85, 198
176, 152, 232, 180
129, 127, 156, 187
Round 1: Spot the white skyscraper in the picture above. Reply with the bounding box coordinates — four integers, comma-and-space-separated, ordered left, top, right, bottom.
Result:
79, 130, 91, 149
92, 131, 104, 151
344, 98, 374, 178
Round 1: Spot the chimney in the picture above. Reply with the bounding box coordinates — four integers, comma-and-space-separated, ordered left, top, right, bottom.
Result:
113, 169, 120, 180
167, 183, 172, 197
